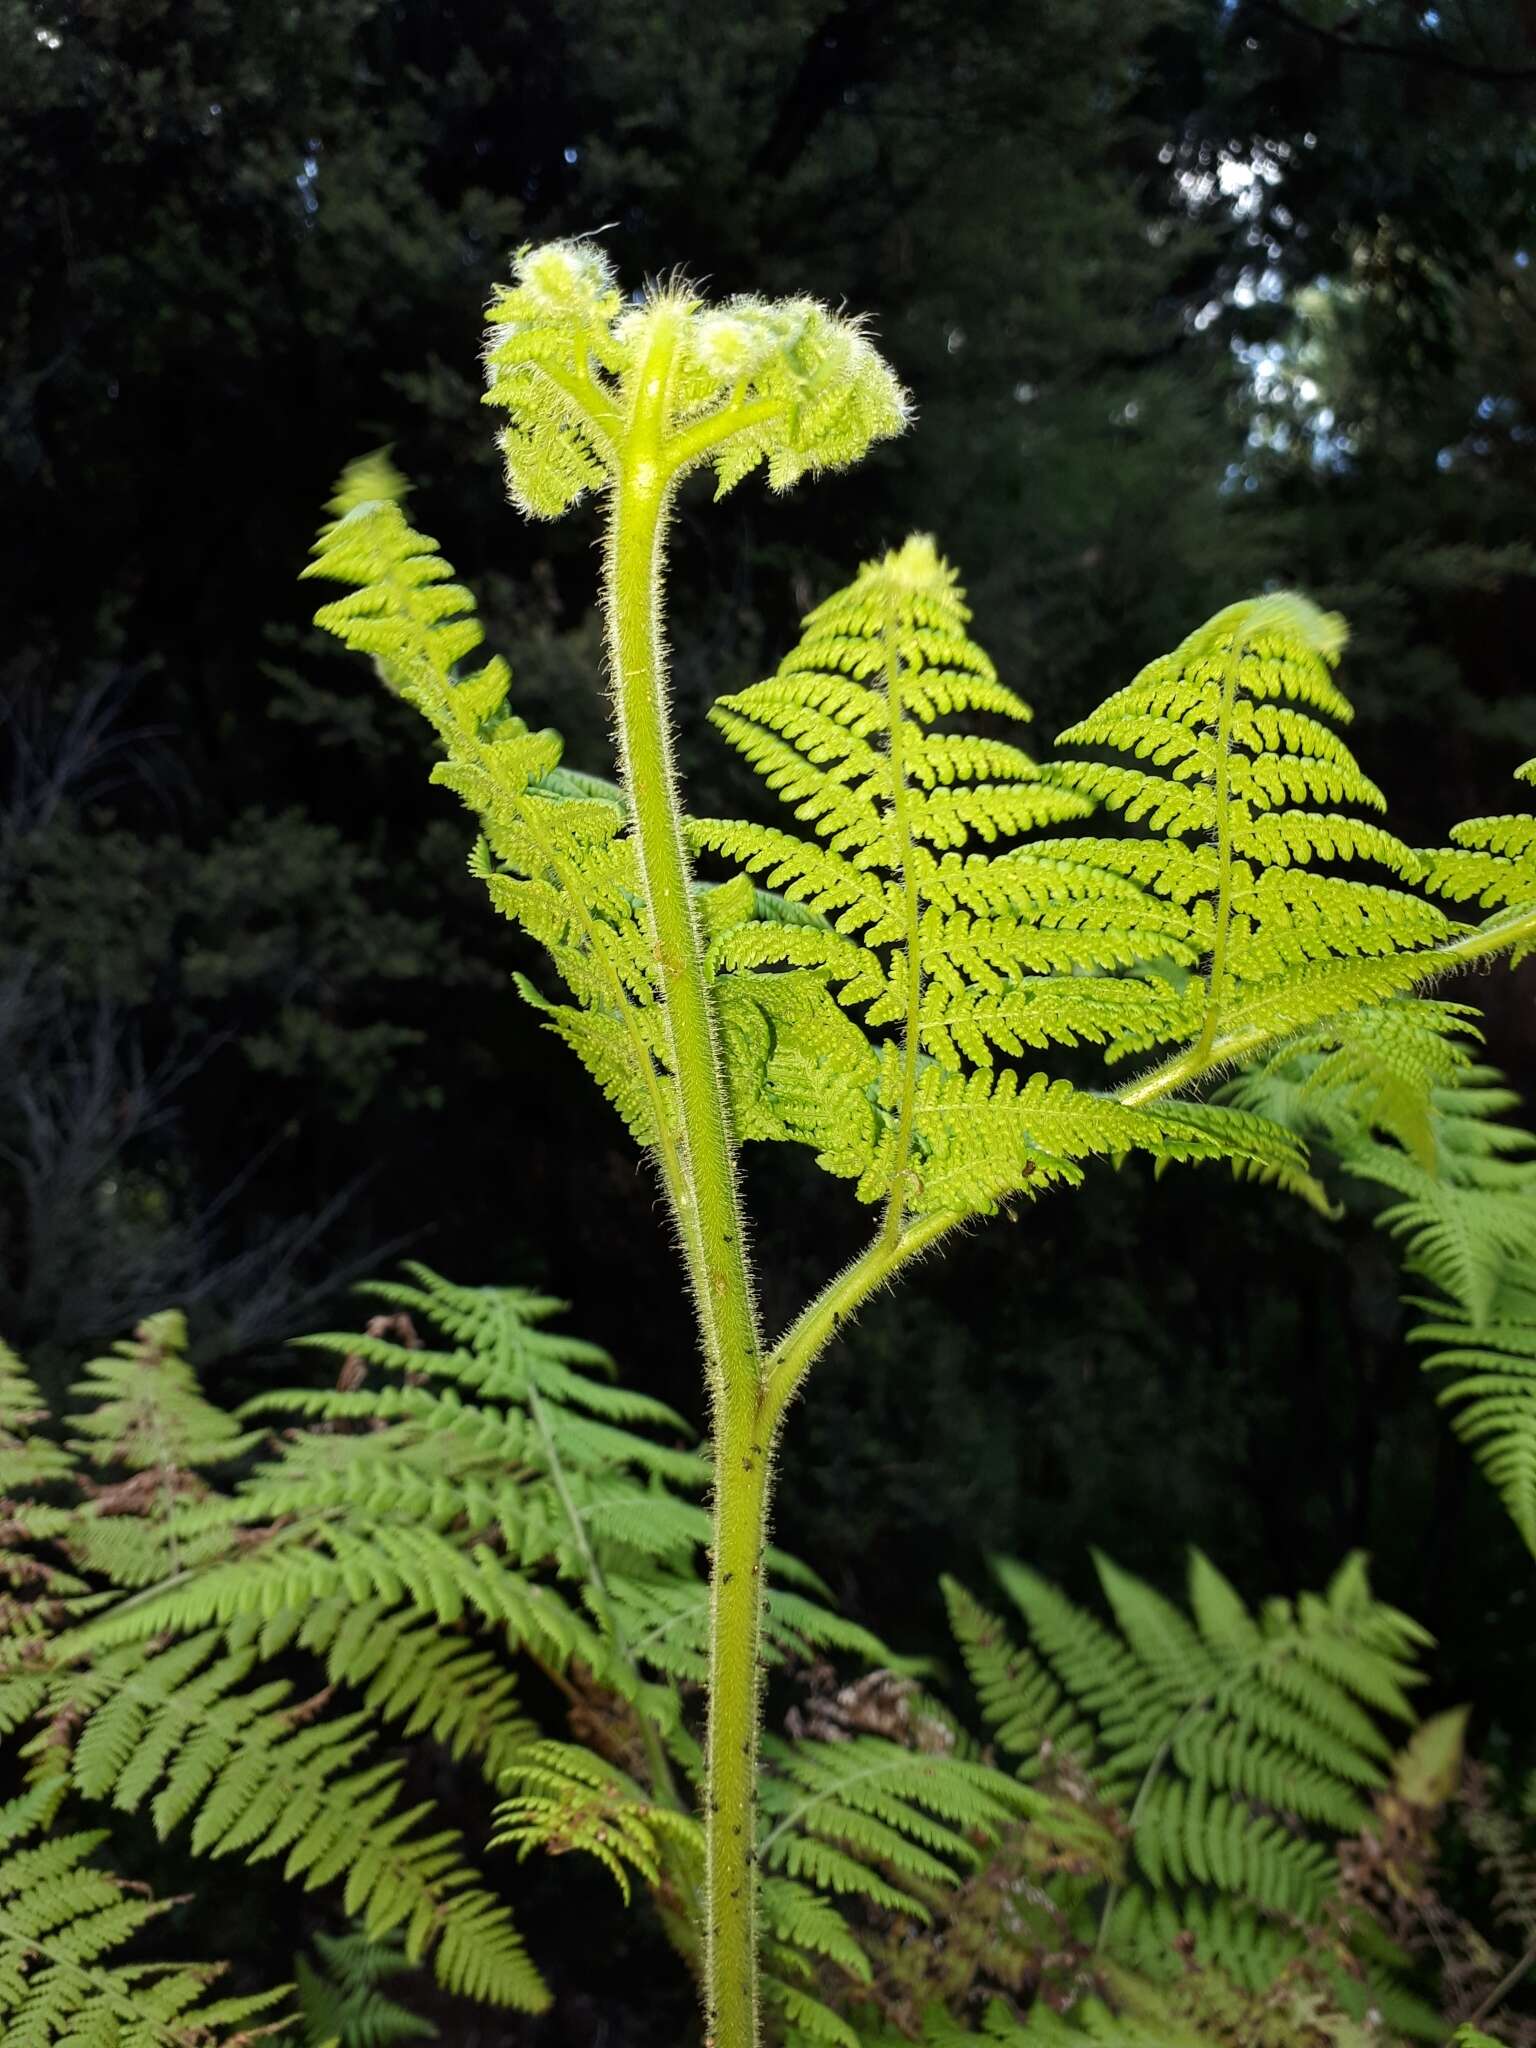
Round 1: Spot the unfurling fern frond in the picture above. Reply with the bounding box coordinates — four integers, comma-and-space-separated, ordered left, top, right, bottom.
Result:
1045, 594, 1460, 1062
480, 239, 908, 517
697, 540, 1314, 1217
944, 1548, 1427, 2007
0, 1779, 291, 2046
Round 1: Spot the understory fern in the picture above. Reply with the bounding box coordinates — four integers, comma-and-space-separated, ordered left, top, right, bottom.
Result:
937, 1551, 1441, 2044
0, 1270, 956, 2039
0, 1779, 290, 2046
287, 1930, 436, 2048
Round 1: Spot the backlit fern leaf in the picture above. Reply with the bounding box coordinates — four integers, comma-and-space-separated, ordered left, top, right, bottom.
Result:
1045, 595, 1459, 1062
306, 466, 679, 1156
698, 543, 1312, 1215
1422, 760, 1536, 960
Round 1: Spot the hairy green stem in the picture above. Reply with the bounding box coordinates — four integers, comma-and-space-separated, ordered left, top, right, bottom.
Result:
705, 1389, 773, 2047
603, 307, 762, 1412
762, 1213, 956, 1429
602, 307, 771, 2048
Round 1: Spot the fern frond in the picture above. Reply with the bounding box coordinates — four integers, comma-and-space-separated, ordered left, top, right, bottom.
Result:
0, 1781, 292, 2045
23, 1631, 549, 2011
307, 471, 681, 1158
481, 241, 908, 512
0, 1341, 73, 1495
960, 1547, 1428, 1998
699, 547, 1331, 1218
68, 1311, 259, 1476
757, 1734, 1040, 1923
493, 1738, 703, 1905
292, 1928, 436, 2048
1422, 760, 1536, 961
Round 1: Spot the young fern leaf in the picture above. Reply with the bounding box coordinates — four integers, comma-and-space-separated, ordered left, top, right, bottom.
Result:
1046, 595, 1460, 1065
698, 541, 1312, 1217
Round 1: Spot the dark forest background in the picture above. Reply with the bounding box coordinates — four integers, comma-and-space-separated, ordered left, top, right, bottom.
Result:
3, 0, 1536, 1963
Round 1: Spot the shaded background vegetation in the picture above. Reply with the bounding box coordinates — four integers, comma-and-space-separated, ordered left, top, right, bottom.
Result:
3, 0, 1536, 2028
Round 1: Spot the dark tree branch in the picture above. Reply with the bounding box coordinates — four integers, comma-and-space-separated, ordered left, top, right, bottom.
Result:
1251, 0, 1536, 85
748, 0, 889, 182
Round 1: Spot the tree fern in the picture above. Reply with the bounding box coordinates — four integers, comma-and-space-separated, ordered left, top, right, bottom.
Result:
301, 242, 1536, 2048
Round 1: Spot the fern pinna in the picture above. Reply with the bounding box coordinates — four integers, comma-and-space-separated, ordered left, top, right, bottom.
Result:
303, 239, 1536, 2047
1225, 1005, 1536, 1558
